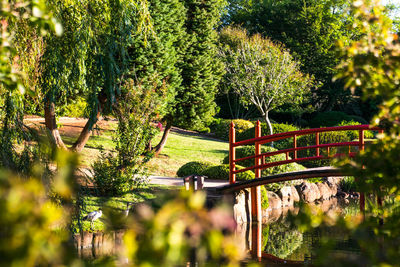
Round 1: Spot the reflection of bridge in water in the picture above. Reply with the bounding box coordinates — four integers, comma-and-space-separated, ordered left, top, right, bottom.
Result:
212, 122, 382, 262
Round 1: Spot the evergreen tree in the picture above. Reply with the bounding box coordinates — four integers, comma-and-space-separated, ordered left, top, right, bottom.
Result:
154, 0, 226, 154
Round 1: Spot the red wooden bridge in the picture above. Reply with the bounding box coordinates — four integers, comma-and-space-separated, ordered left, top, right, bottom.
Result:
222, 121, 382, 223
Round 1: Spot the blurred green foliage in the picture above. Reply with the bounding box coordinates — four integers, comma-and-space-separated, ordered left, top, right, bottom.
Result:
291, 1, 400, 266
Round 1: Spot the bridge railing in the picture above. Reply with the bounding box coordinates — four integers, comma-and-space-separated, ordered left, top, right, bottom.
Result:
229, 122, 383, 184
228, 121, 382, 222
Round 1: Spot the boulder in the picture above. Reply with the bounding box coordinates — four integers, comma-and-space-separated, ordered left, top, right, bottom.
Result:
232, 190, 251, 224
317, 182, 332, 200
267, 191, 282, 209
278, 186, 294, 207
263, 206, 282, 224
324, 177, 339, 196
296, 182, 320, 203
291, 185, 300, 202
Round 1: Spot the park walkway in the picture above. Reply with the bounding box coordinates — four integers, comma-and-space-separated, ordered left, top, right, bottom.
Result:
149, 176, 228, 188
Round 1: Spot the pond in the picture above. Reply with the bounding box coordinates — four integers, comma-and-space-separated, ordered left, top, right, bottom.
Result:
76, 197, 361, 265
240, 197, 361, 265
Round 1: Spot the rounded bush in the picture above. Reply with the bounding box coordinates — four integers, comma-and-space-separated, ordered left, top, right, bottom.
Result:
176, 161, 214, 177
201, 164, 268, 208
210, 119, 254, 141
222, 145, 305, 191
203, 164, 255, 181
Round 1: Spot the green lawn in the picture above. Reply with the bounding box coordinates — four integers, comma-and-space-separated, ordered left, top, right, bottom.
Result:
75, 185, 173, 232
64, 125, 229, 177
147, 132, 229, 177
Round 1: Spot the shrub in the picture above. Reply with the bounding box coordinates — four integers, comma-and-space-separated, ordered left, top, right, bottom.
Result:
237, 122, 299, 149
339, 176, 358, 192
61, 97, 88, 118
222, 145, 305, 191
91, 152, 144, 196
309, 111, 367, 128
210, 119, 254, 140
337, 120, 374, 140
223, 145, 305, 176
176, 161, 215, 177
202, 164, 255, 181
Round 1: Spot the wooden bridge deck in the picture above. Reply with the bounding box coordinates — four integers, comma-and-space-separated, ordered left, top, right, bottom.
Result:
214, 166, 343, 193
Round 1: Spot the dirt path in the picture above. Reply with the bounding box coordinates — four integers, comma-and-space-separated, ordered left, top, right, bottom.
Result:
24, 115, 218, 141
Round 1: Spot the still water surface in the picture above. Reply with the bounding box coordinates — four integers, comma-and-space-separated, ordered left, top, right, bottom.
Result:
78, 198, 360, 265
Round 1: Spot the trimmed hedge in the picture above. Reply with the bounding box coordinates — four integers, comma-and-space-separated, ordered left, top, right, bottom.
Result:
210, 119, 254, 140
176, 161, 214, 177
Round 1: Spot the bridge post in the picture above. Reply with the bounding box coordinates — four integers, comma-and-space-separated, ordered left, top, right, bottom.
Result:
229, 122, 236, 184
359, 129, 365, 212
316, 132, 320, 157
252, 121, 262, 222
251, 222, 262, 260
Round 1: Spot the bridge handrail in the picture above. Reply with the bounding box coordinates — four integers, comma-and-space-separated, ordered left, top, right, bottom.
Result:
227, 122, 382, 222
229, 123, 383, 181
233, 124, 381, 147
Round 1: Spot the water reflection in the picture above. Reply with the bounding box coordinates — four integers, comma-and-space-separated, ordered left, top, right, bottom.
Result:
242, 198, 360, 265
76, 198, 360, 265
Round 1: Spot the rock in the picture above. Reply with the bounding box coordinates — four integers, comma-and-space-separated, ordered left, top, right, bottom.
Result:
267, 191, 282, 209
263, 206, 282, 224
291, 186, 300, 202
93, 232, 102, 248
337, 191, 349, 199
325, 176, 341, 186
81, 231, 93, 249
317, 182, 332, 200
73, 234, 81, 249
232, 190, 251, 224
324, 178, 338, 196
296, 182, 320, 203
278, 186, 294, 207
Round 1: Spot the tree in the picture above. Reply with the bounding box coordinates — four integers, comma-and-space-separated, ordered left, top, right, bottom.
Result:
294, 1, 400, 265
224, 0, 361, 113
0, 0, 62, 172
38, 0, 155, 152
153, 0, 226, 154
219, 27, 313, 135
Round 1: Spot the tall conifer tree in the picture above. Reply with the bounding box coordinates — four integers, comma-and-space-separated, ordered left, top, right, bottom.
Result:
154, 0, 226, 154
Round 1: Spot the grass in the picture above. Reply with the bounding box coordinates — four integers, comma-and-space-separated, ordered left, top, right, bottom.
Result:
75, 184, 173, 232
59, 124, 229, 177
147, 132, 229, 177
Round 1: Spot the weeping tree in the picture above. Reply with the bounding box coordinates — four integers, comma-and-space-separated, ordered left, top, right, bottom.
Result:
39, 0, 156, 152
153, 0, 226, 154
219, 27, 313, 135
0, 0, 62, 173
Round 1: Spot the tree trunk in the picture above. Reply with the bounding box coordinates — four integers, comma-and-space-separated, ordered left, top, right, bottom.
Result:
72, 92, 108, 152
264, 110, 273, 135
72, 109, 101, 152
153, 121, 172, 156
44, 100, 68, 150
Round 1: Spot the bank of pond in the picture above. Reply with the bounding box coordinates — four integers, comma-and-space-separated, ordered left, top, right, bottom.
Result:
74, 196, 360, 265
